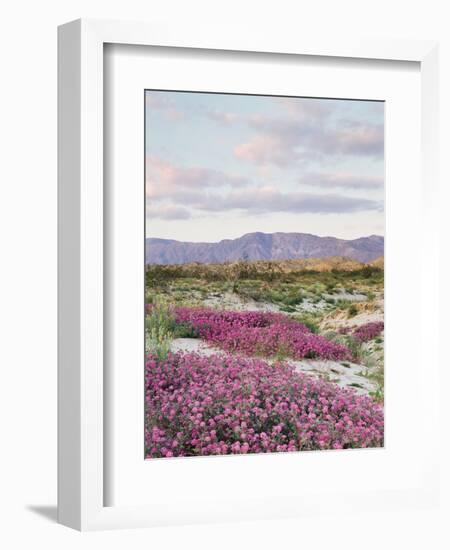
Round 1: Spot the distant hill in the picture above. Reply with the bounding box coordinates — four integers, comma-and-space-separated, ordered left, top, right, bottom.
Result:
146, 232, 384, 265
369, 256, 384, 269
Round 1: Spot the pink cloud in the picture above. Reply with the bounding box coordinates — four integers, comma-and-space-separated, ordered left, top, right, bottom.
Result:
233, 99, 383, 167
146, 156, 382, 219
337, 125, 384, 155
146, 156, 249, 200
234, 135, 294, 167
145, 93, 184, 121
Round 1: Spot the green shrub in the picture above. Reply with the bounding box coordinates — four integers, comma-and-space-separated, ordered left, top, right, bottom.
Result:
347, 304, 358, 318
279, 305, 296, 313
292, 314, 320, 334
281, 294, 303, 306
172, 322, 200, 339
145, 302, 175, 359
344, 335, 363, 360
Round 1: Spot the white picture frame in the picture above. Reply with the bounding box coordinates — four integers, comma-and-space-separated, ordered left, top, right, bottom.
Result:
58, 18, 440, 531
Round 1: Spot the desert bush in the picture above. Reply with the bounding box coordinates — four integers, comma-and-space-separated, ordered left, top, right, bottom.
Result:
280, 305, 297, 313
342, 335, 363, 361
146, 327, 172, 360
146, 261, 383, 286
347, 304, 358, 318
172, 321, 200, 339
281, 293, 303, 306
145, 302, 175, 359
291, 313, 320, 334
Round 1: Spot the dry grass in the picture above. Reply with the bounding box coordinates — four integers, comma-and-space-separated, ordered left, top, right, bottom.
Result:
146, 256, 382, 283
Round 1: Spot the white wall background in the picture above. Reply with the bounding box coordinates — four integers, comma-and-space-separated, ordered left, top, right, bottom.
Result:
0, 1, 448, 548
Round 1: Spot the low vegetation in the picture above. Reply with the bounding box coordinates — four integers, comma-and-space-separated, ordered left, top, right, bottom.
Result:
144, 257, 385, 456
145, 352, 384, 458
173, 307, 351, 361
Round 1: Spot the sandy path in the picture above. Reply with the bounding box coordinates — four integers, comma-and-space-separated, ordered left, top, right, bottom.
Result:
169, 338, 377, 396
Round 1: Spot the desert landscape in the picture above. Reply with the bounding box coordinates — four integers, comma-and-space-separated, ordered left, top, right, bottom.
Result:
144, 233, 384, 458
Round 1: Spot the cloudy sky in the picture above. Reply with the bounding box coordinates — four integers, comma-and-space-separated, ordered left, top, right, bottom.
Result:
145, 91, 384, 242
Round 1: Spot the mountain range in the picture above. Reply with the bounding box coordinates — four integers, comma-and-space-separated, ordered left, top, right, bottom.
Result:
145, 232, 384, 265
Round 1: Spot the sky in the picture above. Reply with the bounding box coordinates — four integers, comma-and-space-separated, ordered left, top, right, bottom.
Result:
145, 90, 384, 242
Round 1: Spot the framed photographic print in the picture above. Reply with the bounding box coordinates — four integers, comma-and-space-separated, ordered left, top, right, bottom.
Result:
58, 19, 440, 530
